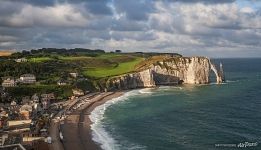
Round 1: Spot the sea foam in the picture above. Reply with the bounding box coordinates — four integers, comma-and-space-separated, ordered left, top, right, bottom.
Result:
138, 88, 154, 94
89, 90, 145, 150
226, 80, 238, 83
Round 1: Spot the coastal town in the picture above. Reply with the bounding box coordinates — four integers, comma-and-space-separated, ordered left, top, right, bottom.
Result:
0, 70, 123, 150
0, 72, 87, 150
0, 48, 144, 150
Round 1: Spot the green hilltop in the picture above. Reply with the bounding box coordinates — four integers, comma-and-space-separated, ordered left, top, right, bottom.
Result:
0, 48, 181, 102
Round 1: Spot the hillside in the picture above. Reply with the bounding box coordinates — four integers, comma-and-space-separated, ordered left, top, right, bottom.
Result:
0, 49, 182, 102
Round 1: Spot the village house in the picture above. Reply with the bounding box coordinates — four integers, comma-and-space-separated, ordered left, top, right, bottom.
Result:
9, 101, 20, 116
10, 101, 17, 107
32, 102, 42, 113
19, 74, 36, 84
57, 80, 67, 86
31, 94, 39, 103
1, 78, 16, 87
41, 93, 55, 109
41, 93, 55, 101
0, 134, 8, 146
72, 89, 84, 96
15, 58, 28, 63
21, 96, 31, 105
41, 99, 49, 110
30, 94, 42, 113
0, 108, 8, 130
19, 104, 32, 120
69, 72, 78, 78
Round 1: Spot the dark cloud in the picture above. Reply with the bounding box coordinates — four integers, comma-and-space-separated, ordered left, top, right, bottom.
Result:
0, 1, 24, 15
84, 0, 112, 15
1, 0, 112, 16
114, 0, 154, 21
26, 0, 55, 6
111, 18, 148, 31
0, 0, 56, 6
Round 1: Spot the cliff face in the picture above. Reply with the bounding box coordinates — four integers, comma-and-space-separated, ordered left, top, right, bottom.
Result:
106, 69, 155, 90
105, 56, 223, 91
151, 57, 211, 84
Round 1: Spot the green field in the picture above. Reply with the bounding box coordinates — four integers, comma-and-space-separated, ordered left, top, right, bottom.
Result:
58, 56, 91, 60
96, 53, 123, 58
28, 57, 54, 62
26, 54, 144, 79
3, 53, 145, 100
28, 56, 91, 62
83, 57, 144, 78
28, 54, 120, 62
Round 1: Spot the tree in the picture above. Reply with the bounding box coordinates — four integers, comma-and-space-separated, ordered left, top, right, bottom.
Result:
115, 50, 122, 53
22, 50, 30, 55
10, 52, 23, 59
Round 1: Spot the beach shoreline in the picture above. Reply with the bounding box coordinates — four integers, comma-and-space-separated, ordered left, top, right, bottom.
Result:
60, 91, 125, 150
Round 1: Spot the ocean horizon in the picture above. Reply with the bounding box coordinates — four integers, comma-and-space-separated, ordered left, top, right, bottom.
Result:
90, 58, 261, 150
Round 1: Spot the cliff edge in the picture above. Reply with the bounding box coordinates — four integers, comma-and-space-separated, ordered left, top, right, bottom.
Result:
101, 56, 224, 91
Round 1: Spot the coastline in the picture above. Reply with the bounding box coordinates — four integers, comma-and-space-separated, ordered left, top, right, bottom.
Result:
61, 91, 125, 150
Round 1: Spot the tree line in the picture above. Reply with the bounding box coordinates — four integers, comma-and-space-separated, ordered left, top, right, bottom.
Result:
6, 48, 105, 59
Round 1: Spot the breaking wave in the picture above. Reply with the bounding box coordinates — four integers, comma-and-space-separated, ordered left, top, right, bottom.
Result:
209, 82, 228, 85
226, 80, 238, 83
138, 88, 154, 94
89, 90, 146, 150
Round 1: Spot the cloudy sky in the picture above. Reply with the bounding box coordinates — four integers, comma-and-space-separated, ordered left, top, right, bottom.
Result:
0, 0, 261, 57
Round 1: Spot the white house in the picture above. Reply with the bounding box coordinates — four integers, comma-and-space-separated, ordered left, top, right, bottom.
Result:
19, 74, 36, 84
1, 78, 16, 87
15, 58, 27, 63
10, 101, 17, 106
69, 72, 78, 78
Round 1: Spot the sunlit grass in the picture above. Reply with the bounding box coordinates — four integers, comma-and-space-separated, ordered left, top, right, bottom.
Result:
83, 58, 144, 78
28, 57, 54, 62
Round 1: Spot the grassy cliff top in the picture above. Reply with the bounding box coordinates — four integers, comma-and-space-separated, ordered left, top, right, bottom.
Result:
135, 54, 182, 71
1, 52, 182, 80
0, 50, 182, 101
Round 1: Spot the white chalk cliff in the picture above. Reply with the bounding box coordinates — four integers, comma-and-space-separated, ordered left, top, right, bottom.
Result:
103, 56, 224, 91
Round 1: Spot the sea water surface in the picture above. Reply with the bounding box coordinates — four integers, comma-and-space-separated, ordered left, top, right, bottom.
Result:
90, 58, 261, 150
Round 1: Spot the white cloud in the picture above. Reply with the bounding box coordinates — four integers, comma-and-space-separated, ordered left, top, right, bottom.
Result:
240, 7, 254, 13
7, 4, 88, 27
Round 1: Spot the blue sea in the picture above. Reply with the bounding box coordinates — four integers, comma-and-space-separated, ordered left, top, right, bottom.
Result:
90, 58, 261, 150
